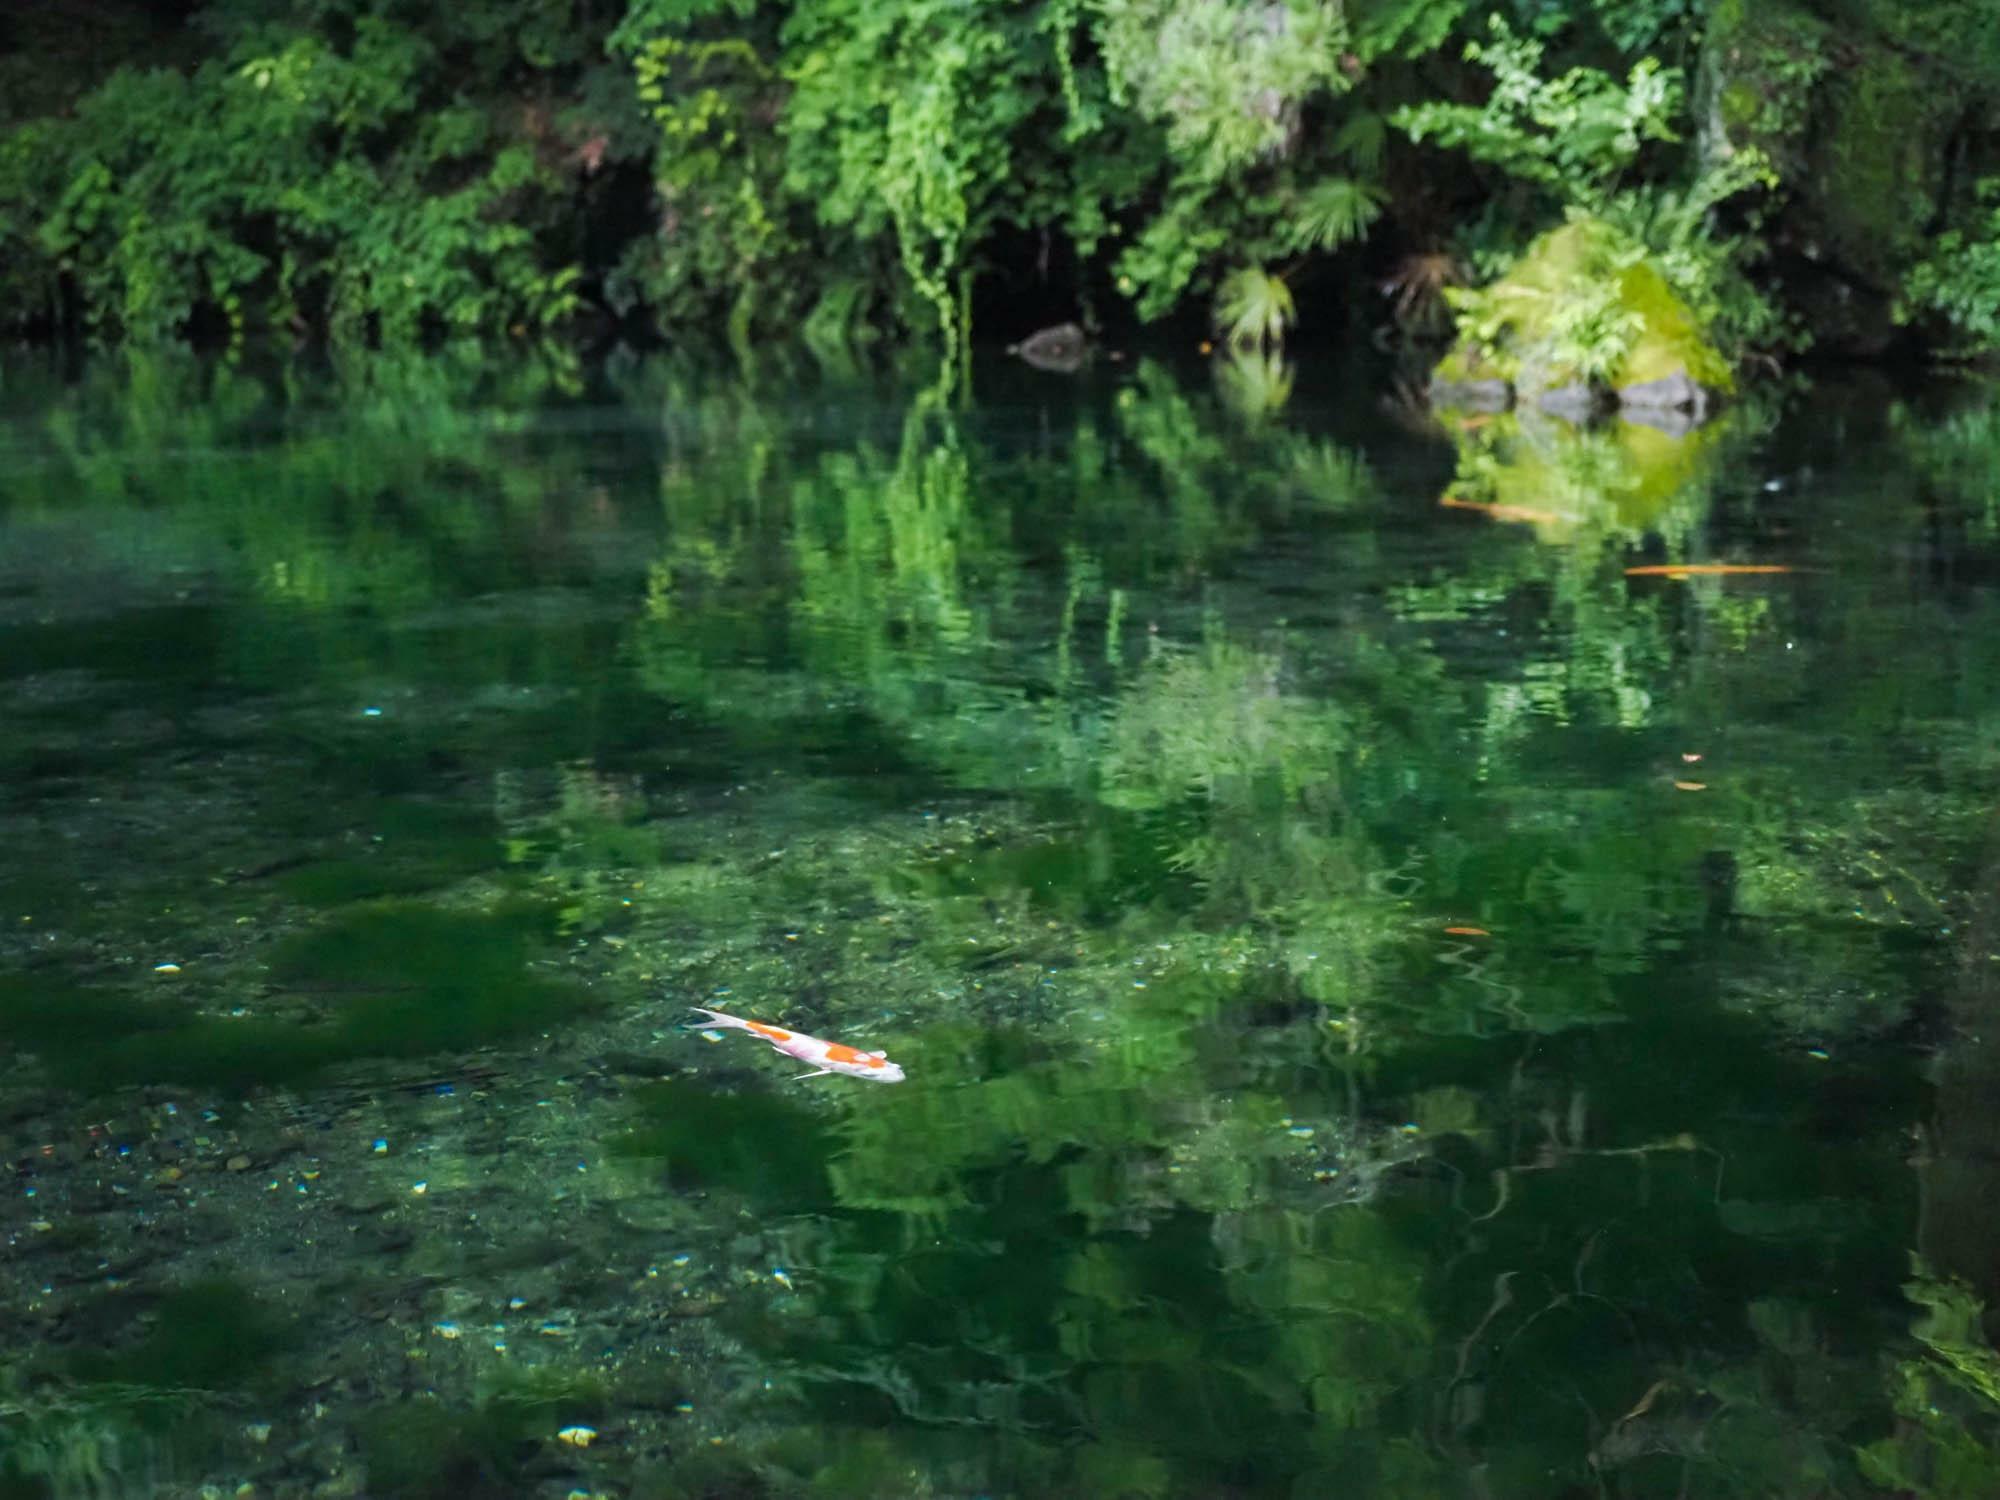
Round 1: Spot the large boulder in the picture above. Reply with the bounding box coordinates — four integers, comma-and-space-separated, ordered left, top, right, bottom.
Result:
1698, 0, 1979, 356
1429, 217, 1733, 420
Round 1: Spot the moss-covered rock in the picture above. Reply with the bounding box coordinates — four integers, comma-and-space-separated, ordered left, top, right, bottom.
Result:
1848, 0, 2000, 97
1432, 218, 1733, 416
1807, 50, 1958, 291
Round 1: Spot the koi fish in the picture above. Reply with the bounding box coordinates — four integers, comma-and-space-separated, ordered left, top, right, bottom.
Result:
690, 1007, 905, 1083
1622, 564, 1793, 578
1439, 494, 1573, 527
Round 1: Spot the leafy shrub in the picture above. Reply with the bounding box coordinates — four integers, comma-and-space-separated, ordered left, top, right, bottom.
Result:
0, 0, 1895, 362
1597, 144, 1789, 357
1899, 179, 2000, 352
9, 2, 604, 342
1096, 0, 1352, 179
0, 119, 65, 329
614, 33, 800, 347
774, 0, 1083, 353
1392, 16, 1682, 211
1284, 176, 1385, 255
1398, 15, 1784, 363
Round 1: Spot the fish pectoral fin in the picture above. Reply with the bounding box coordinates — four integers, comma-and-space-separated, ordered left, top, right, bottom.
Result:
793, 1068, 834, 1080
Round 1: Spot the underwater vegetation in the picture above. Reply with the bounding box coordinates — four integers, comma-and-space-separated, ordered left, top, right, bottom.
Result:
2, 351, 2000, 1497
0, 901, 596, 1094
1, 1281, 292, 1500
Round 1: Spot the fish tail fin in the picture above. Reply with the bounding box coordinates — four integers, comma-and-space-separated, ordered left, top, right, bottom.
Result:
689, 1006, 749, 1030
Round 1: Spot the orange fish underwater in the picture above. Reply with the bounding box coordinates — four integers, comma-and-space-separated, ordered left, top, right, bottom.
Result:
691, 1007, 906, 1083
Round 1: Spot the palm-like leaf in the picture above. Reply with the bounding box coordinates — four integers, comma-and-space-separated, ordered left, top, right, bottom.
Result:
1288, 176, 1385, 254
1332, 112, 1388, 173
1380, 250, 1464, 329
1215, 266, 1295, 348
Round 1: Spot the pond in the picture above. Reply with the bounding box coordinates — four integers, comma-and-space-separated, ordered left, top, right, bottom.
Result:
3, 347, 2000, 1500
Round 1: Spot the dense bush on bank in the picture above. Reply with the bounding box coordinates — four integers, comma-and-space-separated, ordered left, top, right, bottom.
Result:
2, 0, 1998, 368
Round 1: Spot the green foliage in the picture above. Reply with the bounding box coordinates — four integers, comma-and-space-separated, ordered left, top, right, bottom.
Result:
1096, 0, 1352, 179
1900, 179, 2000, 351
1442, 216, 1654, 387
8, 4, 600, 341
1543, 273, 1645, 383
775, 0, 1062, 357
1214, 265, 1295, 348
1350, 0, 1474, 61
0, 0, 1969, 358
1402, 14, 1785, 365
1330, 110, 1389, 172
1595, 144, 1788, 356
1112, 186, 1237, 320
1286, 175, 1385, 254
612, 0, 759, 37
1590, 0, 1703, 55
619, 33, 797, 342
0, 120, 65, 328
874, 42, 977, 358
1392, 16, 1682, 210
1090, 0, 1380, 325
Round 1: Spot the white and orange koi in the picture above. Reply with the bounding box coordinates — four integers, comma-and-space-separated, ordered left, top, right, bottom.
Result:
690, 1007, 905, 1083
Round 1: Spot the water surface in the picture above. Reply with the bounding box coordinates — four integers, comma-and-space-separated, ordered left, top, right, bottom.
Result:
4, 350, 1999, 1499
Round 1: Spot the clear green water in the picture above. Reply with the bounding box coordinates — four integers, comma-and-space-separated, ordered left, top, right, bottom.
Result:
4, 349, 2000, 1499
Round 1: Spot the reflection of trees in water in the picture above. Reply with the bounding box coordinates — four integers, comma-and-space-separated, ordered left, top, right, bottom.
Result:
11, 353, 2000, 1495
682, 375, 1998, 1494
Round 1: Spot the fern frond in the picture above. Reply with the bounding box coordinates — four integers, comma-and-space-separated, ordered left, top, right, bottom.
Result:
1214, 266, 1295, 348
1351, 0, 1472, 62
1331, 112, 1387, 173
1288, 176, 1384, 253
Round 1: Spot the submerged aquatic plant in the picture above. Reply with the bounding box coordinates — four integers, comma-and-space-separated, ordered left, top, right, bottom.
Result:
0, 1375, 217, 1500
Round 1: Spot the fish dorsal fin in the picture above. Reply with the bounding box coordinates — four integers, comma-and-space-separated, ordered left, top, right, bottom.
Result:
865, 1050, 887, 1061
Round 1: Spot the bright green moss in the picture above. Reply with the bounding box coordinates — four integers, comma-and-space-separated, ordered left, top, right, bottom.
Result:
1617, 259, 1735, 393
1438, 218, 1734, 400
